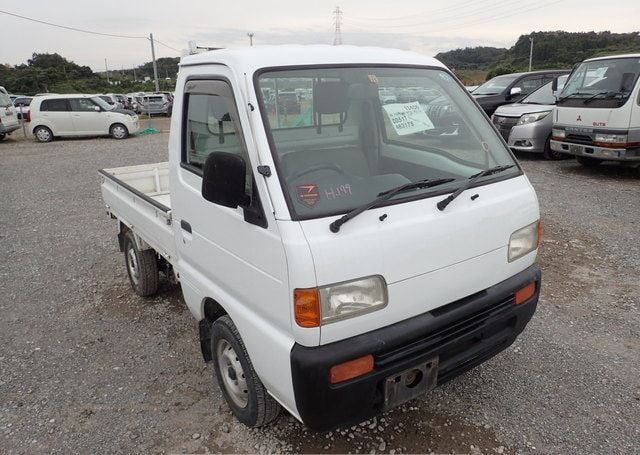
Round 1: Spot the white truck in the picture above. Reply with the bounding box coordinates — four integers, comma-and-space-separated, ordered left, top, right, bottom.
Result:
99, 45, 542, 430
550, 54, 640, 168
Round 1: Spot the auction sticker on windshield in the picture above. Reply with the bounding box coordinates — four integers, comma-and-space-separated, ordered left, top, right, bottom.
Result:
383, 102, 434, 136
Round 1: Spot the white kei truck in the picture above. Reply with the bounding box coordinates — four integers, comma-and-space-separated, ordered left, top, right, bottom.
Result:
550, 54, 640, 168
99, 45, 542, 431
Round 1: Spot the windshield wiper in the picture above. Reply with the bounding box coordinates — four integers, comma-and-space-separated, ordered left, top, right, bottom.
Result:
557, 92, 589, 103
583, 91, 625, 104
329, 178, 455, 233
436, 165, 515, 211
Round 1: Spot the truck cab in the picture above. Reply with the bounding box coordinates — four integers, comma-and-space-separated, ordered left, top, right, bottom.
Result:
100, 45, 542, 430
550, 54, 640, 168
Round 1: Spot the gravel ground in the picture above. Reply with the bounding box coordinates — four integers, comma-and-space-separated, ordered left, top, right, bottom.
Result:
1, 128, 638, 455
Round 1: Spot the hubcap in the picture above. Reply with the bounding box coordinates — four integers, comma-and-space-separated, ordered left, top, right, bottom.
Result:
127, 248, 139, 285
113, 126, 126, 138
216, 339, 248, 408
37, 128, 50, 141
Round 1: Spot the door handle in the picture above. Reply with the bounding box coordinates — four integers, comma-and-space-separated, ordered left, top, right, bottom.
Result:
180, 220, 192, 233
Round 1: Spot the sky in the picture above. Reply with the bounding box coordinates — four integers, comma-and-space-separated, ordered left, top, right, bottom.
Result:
1, 0, 639, 71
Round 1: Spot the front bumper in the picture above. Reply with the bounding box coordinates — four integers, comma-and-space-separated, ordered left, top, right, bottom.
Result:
290, 265, 541, 431
551, 140, 640, 162
508, 123, 549, 153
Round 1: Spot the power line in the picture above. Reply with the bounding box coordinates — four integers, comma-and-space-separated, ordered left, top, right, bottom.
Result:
353, 0, 485, 22
0, 9, 147, 39
153, 38, 181, 53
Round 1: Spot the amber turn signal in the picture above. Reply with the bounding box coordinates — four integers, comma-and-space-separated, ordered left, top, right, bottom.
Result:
329, 354, 374, 384
294, 288, 320, 327
514, 282, 536, 305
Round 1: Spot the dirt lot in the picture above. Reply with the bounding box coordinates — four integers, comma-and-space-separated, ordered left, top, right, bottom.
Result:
1, 127, 639, 455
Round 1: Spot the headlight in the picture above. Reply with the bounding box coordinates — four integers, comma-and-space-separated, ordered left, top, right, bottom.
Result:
517, 111, 551, 125
508, 221, 541, 262
319, 275, 388, 324
552, 128, 566, 139
595, 133, 627, 144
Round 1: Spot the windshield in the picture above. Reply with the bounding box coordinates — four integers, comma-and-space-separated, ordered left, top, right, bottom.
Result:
522, 75, 568, 105
90, 96, 112, 110
256, 66, 519, 220
558, 57, 640, 107
473, 74, 520, 95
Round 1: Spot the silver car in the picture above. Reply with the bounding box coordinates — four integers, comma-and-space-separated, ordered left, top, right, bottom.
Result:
491, 75, 568, 160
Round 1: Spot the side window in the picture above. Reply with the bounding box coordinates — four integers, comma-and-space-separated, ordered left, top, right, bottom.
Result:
513, 76, 544, 95
69, 98, 98, 112
41, 99, 70, 112
183, 79, 253, 196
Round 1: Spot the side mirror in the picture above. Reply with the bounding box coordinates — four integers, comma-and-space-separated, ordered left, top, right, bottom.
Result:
551, 76, 559, 92
620, 72, 635, 92
508, 87, 522, 99
201, 152, 250, 208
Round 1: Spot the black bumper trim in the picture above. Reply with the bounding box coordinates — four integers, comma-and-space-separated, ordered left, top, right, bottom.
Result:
290, 265, 541, 431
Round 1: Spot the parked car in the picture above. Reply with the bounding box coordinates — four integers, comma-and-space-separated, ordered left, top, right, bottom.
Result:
138, 93, 172, 116
98, 94, 123, 110
492, 75, 568, 160
13, 96, 33, 121
30, 94, 139, 142
0, 86, 20, 141
99, 45, 541, 431
473, 70, 569, 116
276, 91, 300, 114
551, 53, 640, 169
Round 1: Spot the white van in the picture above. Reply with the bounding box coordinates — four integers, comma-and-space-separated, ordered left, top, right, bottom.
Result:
0, 86, 20, 141
30, 94, 139, 142
551, 54, 640, 168
100, 45, 542, 430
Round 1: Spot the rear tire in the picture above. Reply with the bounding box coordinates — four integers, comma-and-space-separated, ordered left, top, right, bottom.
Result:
110, 123, 129, 139
542, 135, 564, 160
211, 315, 281, 427
34, 126, 53, 143
0, 134, 5, 141
577, 156, 603, 168
123, 231, 158, 297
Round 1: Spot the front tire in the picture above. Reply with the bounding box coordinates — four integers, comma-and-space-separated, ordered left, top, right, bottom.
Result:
0, 133, 5, 141
110, 123, 129, 139
34, 126, 53, 143
123, 231, 158, 296
211, 316, 281, 427
577, 156, 603, 168
542, 135, 564, 160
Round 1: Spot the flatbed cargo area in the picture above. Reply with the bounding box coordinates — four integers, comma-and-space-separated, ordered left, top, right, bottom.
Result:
99, 161, 176, 262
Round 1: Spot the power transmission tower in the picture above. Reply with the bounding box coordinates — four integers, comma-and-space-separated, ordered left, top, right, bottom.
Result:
247, 32, 254, 46
333, 6, 343, 45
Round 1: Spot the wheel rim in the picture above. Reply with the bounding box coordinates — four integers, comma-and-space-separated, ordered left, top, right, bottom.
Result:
126, 247, 140, 285
112, 125, 126, 138
216, 339, 248, 408
36, 128, 50, 141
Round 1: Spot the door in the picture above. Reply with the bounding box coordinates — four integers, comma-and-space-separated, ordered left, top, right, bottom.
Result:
69, 98, 105, 135
39, 98, 73, 135
171, 70, 291, 400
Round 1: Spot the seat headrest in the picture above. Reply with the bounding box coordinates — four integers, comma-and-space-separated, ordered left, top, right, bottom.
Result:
313, 81, 349, 114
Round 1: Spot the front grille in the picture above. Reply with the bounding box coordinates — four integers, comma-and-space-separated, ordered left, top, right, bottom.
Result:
374, 295, 515, 368
492, 116, 518, 140
566, 134, 593, 145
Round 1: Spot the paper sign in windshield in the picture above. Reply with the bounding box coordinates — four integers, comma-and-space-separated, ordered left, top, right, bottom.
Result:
383, 102, 434, 136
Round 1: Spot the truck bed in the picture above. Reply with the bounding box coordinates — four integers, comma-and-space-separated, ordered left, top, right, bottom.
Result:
99, 162, 177, 262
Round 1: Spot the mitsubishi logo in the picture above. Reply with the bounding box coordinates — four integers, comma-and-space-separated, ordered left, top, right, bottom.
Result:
576, 115, 582, 122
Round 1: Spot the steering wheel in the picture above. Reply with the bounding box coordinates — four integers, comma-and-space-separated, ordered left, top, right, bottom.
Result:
289, 163, 345, 181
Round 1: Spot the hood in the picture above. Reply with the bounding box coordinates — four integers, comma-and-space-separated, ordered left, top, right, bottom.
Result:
297, 175, 540, 344
554, 105, 631, 130
495, 102, 554, 117
110, 108, 137, 116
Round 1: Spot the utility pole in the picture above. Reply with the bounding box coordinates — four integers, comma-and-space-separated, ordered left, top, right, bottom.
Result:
105, 58, 110, 85
149, 33, 160, 92
133, 66, 137, 82
528, 36, 534, 72
247, 32, 254, 46
333, 6, 343, 45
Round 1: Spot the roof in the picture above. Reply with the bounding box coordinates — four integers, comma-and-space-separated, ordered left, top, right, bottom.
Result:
180, 45, 446, 74
584, 53, 640, 62
490, 69, 569, 78
32, 93, 93, 99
